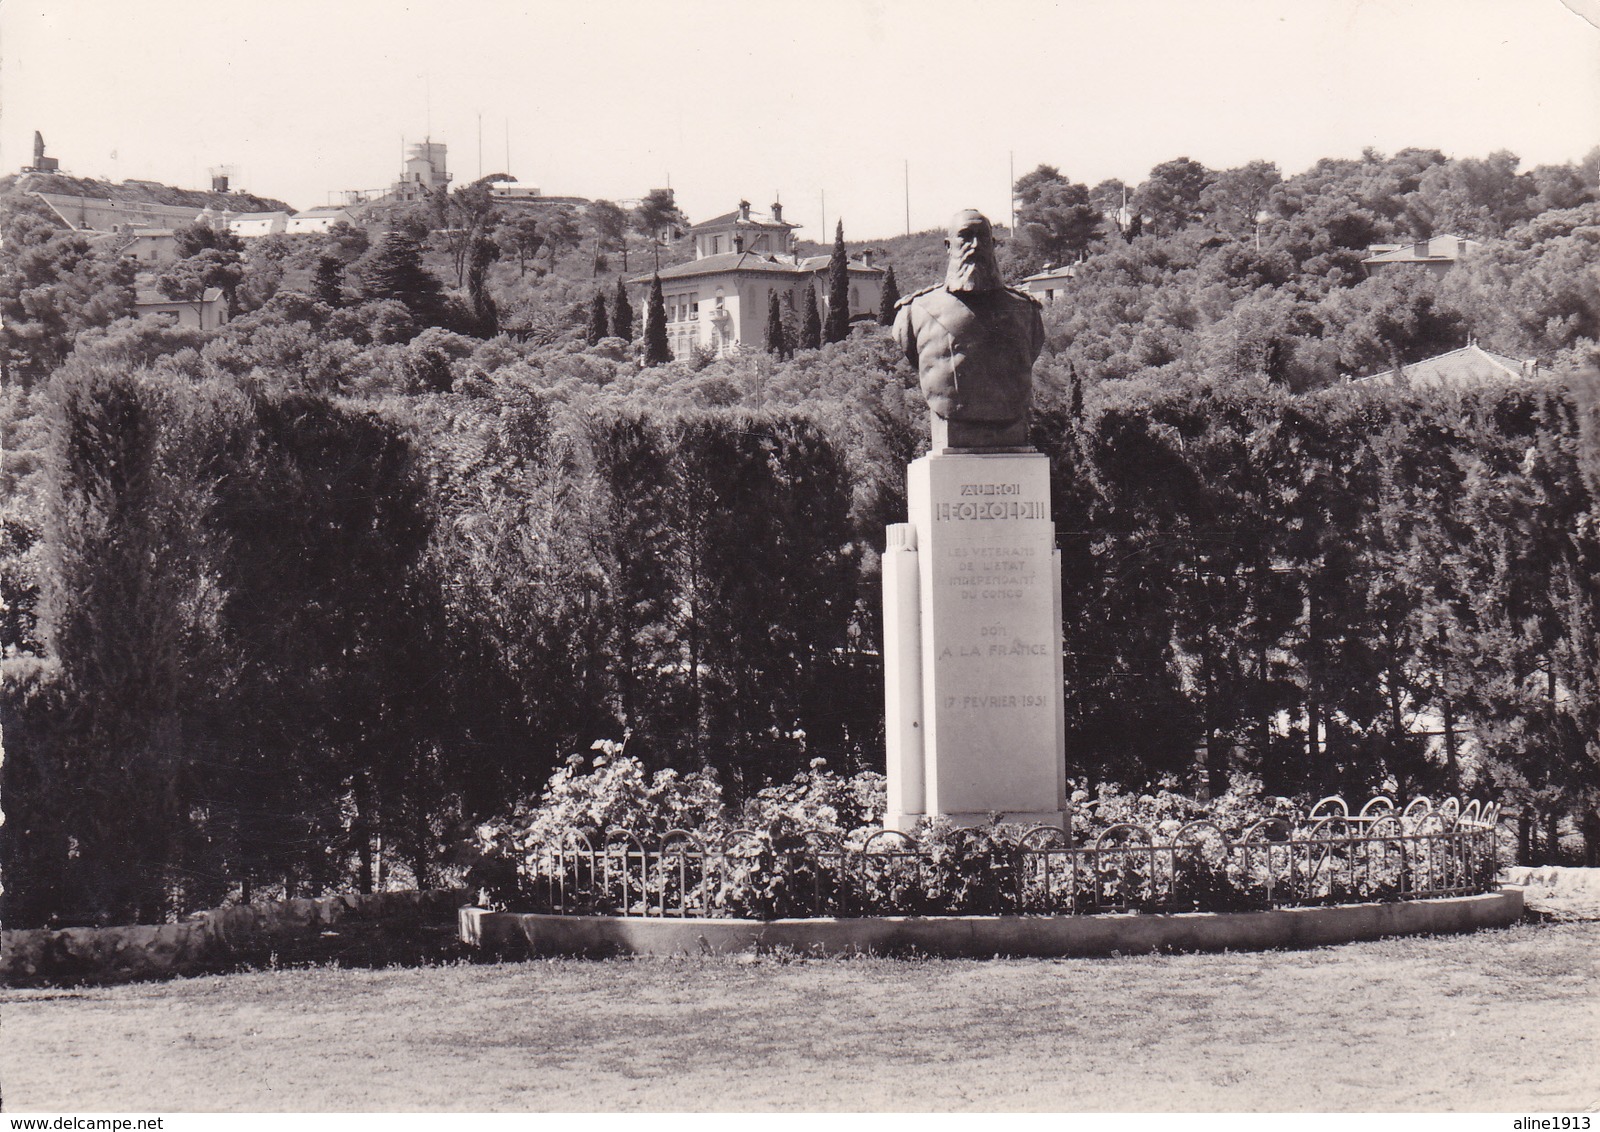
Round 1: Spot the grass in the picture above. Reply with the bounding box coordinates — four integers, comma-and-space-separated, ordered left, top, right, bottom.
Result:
3, 921, 1596, 1112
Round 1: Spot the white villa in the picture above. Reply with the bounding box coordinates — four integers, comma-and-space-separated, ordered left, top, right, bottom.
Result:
631, 200, 886, 359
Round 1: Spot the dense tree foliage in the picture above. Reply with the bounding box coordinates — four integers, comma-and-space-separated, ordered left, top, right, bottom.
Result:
0, 216, 136, 383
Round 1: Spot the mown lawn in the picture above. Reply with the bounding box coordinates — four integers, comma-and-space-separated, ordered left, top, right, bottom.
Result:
3, 921, 1596, 1112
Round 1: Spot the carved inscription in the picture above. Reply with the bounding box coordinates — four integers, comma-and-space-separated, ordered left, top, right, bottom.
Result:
947, 544, 1038, 602
936, 500, 1045, 521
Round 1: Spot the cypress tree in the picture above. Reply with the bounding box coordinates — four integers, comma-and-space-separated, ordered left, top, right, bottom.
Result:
765, 291, 789, 358
612, 276, 635, 343
781, 291, 801, 354
877, 265, 900, 326
1068, 361, 1084, 423
467, 235, 499, 338
588, 290, 610, 345
824, 220, 851, 343
801, 286, 822, 350
644, 273, 671, 365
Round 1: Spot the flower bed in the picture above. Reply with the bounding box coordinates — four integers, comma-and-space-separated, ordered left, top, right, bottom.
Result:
479, 792, 1500, 920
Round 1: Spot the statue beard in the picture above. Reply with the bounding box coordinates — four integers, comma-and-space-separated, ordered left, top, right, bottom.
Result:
946, 249, 1002, 293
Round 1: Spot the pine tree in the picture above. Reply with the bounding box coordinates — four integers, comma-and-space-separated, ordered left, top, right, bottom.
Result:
359, 232, 444, 324
313, 253, 346, 309
644, 273, 671, 365
612, 277, 635, 343
801, 286, 822, 350
765, 291, 789, 358
877, 265, 900, 326
588, 290, 610, 345
824, 220, 851, 343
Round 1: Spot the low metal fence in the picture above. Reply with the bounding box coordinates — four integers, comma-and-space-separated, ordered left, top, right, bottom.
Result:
514, 795, 1501, 919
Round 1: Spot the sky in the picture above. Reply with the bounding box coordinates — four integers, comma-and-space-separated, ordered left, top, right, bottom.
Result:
3, 0, 1598, 241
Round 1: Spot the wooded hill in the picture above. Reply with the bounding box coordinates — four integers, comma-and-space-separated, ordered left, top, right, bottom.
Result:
2, 171, 294, 218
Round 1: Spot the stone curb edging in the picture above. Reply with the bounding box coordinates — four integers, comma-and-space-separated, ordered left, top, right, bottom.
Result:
2, 889, 468, 987
460, 887, 1525, 959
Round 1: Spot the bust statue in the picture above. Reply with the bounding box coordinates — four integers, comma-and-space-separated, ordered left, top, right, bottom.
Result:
892, 209, 1045, 449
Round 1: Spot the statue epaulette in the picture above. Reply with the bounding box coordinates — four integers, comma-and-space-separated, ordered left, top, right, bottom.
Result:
895, 284, 939, 309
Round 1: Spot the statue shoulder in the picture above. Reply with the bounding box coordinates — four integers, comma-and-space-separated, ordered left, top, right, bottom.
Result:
1004, 285, 1043, 309
894, 283, 942, 310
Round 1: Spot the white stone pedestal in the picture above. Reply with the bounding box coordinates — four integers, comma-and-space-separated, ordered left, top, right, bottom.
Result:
884, 450, 1067, 830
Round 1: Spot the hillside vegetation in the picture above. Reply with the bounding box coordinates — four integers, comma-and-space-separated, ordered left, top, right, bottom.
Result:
2, 171, 293, 217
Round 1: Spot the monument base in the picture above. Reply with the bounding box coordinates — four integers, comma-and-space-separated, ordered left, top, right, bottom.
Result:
931, 414, 1029, 451
883, 450, 1068, 830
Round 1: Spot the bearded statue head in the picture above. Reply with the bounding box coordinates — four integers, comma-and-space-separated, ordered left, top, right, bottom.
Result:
943, 209, 1003, 294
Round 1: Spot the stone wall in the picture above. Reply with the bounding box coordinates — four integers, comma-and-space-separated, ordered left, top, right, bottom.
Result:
2, 889, 466, 987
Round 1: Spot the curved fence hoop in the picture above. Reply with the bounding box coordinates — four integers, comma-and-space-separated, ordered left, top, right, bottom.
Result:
1411, 812, 1449, 835
861, 828, 919, 854
1438, 797, 1461, 822
566, 830, 597, 855
1170, 820, 1231, 860
1094, 823, 1156, 851
1459, 800, 1482, 826
798, 829, 845, 854
1019, 825, 1070, 849
1309, 796, 1350, 821
1358, 797, 1396, 820
1239, 816, 1294, 844
1365, 813, 1407, 839
660, 828, 708, 853
602, 830, 649, 854
1403, 797, 1434, 820
717, 827, 767, 855
1304, 815, 1350, 841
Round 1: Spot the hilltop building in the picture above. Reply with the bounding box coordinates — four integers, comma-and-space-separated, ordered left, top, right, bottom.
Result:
630, 200, 885, 360
22, 131, 60, 174
214, 210, 289, 238
34, 192, 211, 232
391, 140, 450, 202
286, 207, 357, 234
134, 287, 229, 331
1361, 235, 1481, 278
1350, 343, 1539, 389
490, 180, 542, 201
1018, 264, 1076, 304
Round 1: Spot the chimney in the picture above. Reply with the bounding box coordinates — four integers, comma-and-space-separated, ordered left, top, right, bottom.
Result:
771, 201, 783, 223
860, 249, 872, 267
1413, 235, 1431, 259
1457, 237, 1470, 256
738, 199, 751, 221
